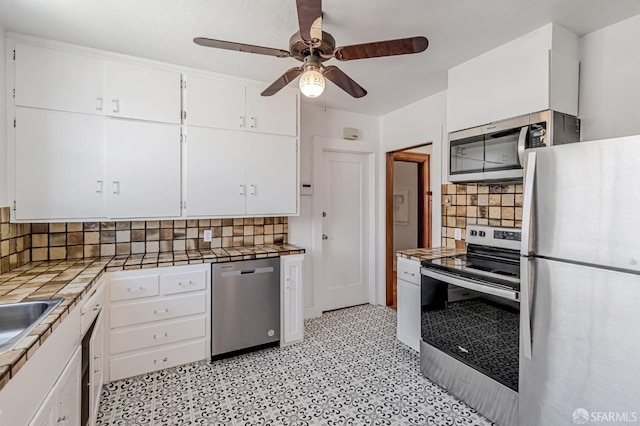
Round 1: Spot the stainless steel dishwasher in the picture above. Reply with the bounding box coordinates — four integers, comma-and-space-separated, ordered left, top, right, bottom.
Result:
211, 258, 280, 360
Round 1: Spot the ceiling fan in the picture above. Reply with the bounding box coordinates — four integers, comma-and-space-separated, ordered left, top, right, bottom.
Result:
194, 0, 429, 99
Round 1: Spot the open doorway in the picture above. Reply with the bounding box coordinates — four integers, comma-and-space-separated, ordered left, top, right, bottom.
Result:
385, 144, 432, 308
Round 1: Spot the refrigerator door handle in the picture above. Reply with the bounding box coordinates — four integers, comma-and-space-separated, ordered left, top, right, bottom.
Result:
517, 126, 528, 165
521, 258, 534, 359
521, 151, 537, 256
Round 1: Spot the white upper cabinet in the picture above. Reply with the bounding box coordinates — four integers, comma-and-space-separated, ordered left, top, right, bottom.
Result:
15, 108, 106, 220
185, 127, 298, 217
107, 120, 182, 219
184, 74, 298, 136
14, 43, 105, 115
186, 127, 246, 217
105, 61, 182, 124
447, 24, 579, 132
245, 133, 297, 215
245, 86, 298, 136
185, 76, 246, 131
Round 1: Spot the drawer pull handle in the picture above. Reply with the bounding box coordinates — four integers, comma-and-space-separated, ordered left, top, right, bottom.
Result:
94, 369, 101, 373
127, 286, 145, 292
154, 308, 169, 314
154, 357, 169, 364
94, 355, 101, 360
57, 415, 67, 423
178, 280, 196, 286
153, 332, 169, 340
93, 304, 101, 311
403, 271, 416, 277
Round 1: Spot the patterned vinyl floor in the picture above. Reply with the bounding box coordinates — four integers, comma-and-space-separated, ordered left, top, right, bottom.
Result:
96, 304, 495, 425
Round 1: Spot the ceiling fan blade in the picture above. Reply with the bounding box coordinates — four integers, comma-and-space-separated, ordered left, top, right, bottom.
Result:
261, 67, 304, 96
296, 0, 322, 44
334, 36, 428, 61
194, 37, 290, 58
323, 66, 367, 98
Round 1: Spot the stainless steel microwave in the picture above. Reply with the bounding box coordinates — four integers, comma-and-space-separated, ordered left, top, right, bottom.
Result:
448, 110, 580, 183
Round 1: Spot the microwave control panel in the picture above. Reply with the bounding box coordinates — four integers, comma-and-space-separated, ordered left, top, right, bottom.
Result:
529, 122, 547, 148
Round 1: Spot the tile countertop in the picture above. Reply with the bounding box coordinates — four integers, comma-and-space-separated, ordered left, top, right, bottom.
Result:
0, 244, 305, 392
396, 247, 466, 262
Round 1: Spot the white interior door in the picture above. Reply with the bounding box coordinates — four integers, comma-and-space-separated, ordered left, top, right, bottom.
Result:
321, 151, 370, 311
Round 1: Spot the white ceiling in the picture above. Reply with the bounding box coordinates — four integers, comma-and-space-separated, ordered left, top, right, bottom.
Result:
1, 0, 640, 116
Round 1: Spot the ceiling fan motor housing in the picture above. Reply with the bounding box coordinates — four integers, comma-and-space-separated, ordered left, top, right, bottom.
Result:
289, 31, 336, 61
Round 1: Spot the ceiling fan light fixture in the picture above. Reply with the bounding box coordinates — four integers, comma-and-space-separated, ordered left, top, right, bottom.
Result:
299, 65, 325, 98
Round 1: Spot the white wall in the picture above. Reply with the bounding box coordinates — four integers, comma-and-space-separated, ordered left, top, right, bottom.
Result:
0, 24, 7, 207
288, 103, 380, 316
393, 161, 418, 253
579, 13, 640, 141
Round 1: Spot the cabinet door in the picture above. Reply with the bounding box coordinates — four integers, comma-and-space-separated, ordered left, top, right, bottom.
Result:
245, 86, 297, 136
107, 120, 181, 218
490, 50, 550, 123
185, 75, 246, 130
397, 279, 420, 352
29, 391, 56, 426
106, 61, 181, 124
447, 74, 491, 132
281, 255, 304, 345
90, 311, 105, 424
14, 43, 105, 116
15, 108, 106, 220
245, 134, 297, 215
185, 127, 246, 217
56, 347, 81, 426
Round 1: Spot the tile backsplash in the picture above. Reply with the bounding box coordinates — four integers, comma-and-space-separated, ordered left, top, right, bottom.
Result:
441, 183, 523, 249
0, 206, 288, 273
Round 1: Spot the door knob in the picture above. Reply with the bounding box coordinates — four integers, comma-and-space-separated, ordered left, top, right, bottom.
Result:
322, 234, 328, 240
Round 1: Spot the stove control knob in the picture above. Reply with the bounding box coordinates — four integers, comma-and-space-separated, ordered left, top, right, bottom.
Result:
478, 231, 486, 237
469, 230, 477, 236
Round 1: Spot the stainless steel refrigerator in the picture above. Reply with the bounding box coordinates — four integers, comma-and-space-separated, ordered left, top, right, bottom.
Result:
519, 135, 640, 426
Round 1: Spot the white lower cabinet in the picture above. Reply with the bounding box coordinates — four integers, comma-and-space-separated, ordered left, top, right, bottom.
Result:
281, 254, 304, 346
30, 346, 82, 426
106, 264, 210, 381
396, 257, 421, 352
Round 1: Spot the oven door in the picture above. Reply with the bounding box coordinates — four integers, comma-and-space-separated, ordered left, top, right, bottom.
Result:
420, 267, 520, 392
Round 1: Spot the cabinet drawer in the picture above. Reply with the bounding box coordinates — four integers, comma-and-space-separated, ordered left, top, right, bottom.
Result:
162, 270, 206, 295
109, 340, 206, 381
397, 258, 420, 285
110, 316, 206, 355
110, 275, 159, 302
110, 293, 206, 329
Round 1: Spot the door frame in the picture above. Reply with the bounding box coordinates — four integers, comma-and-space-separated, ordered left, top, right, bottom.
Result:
386, 150, 432, 306
311, 137, 377, 318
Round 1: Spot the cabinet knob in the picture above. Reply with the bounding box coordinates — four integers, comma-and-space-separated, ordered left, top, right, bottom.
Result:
239, 115, 245, 128
250, 116, 256, 128
112, 98, 120, 113
322, 234, 328, 240
96, 97, 103, 111
96, 180, 103, 194
112, 181, 120, 195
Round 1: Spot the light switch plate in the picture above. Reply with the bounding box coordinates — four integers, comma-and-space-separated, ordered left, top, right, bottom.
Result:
203, 229, 212, 242
454, 228, 462, 240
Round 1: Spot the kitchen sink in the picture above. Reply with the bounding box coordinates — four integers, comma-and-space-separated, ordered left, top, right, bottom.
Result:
0, 299, 63, 354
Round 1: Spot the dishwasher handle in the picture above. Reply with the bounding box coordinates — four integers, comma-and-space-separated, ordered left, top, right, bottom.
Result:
221, 266, 274, 277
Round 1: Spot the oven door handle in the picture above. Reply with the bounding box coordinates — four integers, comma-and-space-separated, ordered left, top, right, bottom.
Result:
420, 268, 520, 302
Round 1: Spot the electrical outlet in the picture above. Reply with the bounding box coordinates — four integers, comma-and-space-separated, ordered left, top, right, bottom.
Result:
203, 229, 212, 242
454, 228, 462, 240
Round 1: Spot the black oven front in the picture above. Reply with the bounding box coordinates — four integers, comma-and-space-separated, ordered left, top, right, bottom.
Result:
420, 269, 520, 392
